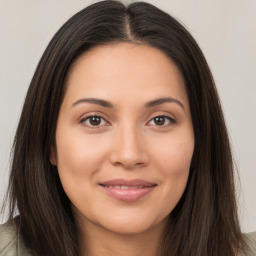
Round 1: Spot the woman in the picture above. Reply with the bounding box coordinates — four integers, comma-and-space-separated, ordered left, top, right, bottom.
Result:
0, 1, 255, 255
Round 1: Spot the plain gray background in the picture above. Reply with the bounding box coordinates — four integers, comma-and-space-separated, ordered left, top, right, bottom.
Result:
0, 0, 255, 232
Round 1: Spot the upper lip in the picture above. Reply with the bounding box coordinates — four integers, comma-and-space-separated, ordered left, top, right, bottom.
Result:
99, 179, 157, 187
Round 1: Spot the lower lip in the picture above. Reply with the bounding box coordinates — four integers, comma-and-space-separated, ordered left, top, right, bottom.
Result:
100, 185, 156, 202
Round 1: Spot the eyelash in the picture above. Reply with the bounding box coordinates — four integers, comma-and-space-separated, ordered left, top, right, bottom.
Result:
80, 115, 109, 128
147, 115, 176, 127
80, 114, 176, 129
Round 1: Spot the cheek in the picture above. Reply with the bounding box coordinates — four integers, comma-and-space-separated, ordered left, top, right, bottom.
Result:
151, 131, 194, 176
156, 140, 192, 190
56, 128, 109, 172
54, 128, 110, 198
149, 133, 194, 211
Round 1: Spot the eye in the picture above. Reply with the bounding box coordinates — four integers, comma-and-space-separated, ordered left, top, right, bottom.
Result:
148, 115, 175, 127
80, 115, 109, 128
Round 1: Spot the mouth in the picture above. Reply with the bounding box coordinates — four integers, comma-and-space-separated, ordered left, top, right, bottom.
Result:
99, 179, 157, 202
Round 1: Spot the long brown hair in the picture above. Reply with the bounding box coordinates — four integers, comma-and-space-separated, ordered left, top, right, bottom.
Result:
4, 0, 243, 255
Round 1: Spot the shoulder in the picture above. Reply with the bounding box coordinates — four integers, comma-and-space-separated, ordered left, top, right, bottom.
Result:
0, 221, 32, 256
242, 232, 256, 256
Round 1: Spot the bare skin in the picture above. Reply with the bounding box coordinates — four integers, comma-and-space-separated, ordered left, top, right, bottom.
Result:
51, 43, 194, 256
76, 209, 167, 256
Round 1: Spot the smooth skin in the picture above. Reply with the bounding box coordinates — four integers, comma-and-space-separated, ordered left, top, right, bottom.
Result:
51, 43, 195, 256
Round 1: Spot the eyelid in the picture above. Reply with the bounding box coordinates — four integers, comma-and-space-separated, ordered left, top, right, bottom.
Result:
79, 111, 110, 122
78, 112, 176, 129
79, 113, 110, 128
146, 113, 176, 127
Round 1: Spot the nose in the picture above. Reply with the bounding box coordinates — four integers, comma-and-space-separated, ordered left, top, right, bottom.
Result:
109, 125, 149, 169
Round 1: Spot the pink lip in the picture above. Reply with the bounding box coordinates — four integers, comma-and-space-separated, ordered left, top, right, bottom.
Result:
99, 179, 157, 202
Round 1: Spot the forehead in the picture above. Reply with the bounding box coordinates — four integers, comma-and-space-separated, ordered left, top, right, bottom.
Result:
64, 42, 188, 108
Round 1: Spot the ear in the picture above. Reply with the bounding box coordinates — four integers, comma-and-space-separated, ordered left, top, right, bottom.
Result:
50, 146, 57, 165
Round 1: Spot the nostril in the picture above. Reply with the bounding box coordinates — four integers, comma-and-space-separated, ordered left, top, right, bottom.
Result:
108, 134, 150, 168
112, 160, 146, 170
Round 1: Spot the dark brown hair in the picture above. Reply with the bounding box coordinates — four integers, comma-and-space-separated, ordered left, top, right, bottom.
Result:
4, 0, 243, 255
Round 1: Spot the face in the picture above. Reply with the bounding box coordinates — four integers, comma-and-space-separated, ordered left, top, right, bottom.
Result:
51, 43, 194, 236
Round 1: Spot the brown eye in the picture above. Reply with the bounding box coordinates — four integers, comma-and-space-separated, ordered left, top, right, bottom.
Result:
81, 115, 108, 127
89, 116, 102, 126
148, 115, 175, 127
154, 116, 165, 126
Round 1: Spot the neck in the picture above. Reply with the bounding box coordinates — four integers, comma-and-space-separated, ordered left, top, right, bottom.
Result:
77, 219, 167, 256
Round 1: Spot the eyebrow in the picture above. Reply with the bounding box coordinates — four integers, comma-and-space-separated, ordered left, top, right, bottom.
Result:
145, 97, 184, 110
72, 97, 184, 110
72, 98, 114, 108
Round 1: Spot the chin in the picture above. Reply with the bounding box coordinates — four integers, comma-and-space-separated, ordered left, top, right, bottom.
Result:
102, 223, 153, 235
96, 214, 167, 236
